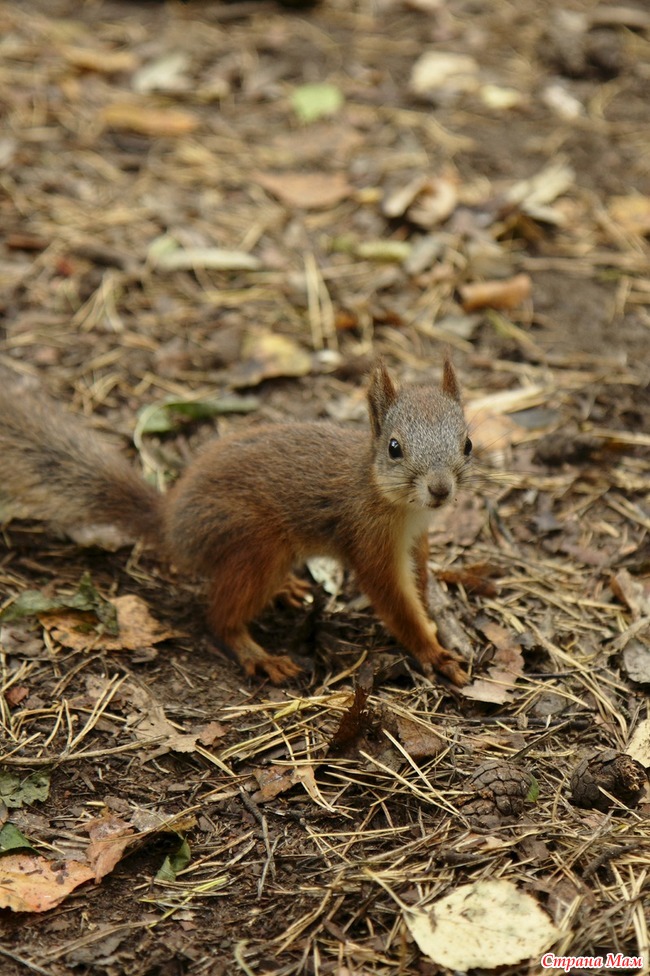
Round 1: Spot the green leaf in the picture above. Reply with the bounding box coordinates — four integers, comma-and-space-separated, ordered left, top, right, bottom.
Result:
155, 837, 191, 882
0, 771, 50, 809
526, 774, 540, 803
134, 395, 259, 438
0, 822, 36, 853
0, 591, 61, 622
291, 83, 343, 123
355, 240, 412, 263
0, 573, 119, 635
0, 573, 118, 635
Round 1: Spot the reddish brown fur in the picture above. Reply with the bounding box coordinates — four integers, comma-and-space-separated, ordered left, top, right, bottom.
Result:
0, 361, 470, 686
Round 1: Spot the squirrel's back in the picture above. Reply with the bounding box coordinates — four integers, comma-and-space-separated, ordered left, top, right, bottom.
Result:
0, 384, 161, 546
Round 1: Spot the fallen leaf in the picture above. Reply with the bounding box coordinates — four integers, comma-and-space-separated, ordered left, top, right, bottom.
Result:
479, 84, 524, 110
383, 173, 458, 228
627, 718, 650, 768
197, 721, 227, 747
438, 562, 501, 598
609, 194, 650, 237
0, 772, 50, 809
460, 273, 532, 312
505, 160, 575, 221
63, 46, 138, 74
462, 621, 524, 703
0, 824, 35, 853
102, 102, 199, 136
394, 715, 444, 758
611, 570, 650, 619
291, 766, 335, 810
329, 685, 372, 754
410, 51, 479, 97
134, 393, 259, 441
45, 594, 178, 653
153, 246, 261, 272
622, 638, 650, 685
132, 52, 190, 94
542, 83, 584, 120
1, 573, 117, 632
5, 685, 29, 707
0, 854, 94, 912
291, 83, 344, 123
86, 813, 135, 882
155, 837, 191, 882
124, 681, 200, 756
255, 171, 351, 210
355, 240, 412, 262
231, 331, 312, 387
404, 879, 560, 969
252, 767, 296, 803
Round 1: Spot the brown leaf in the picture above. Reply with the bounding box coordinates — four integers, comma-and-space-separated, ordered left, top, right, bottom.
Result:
102, 102, 199, 136
252, 767, 296, 804
462, 621, 524, 703
0, 854, 94, 912
44, 594, 179, 653
255, 171, 352, 210
460, 273, 532, 312
231, 331, 312, 388
63, 46, 138, 74
394, 715, 444, 758
5, 685, 30, 707
611, 570, 650, 620
124, 682, 200, 756
438, 563, 501, 598
328, 685, 372, 754
198, 721, 227, 746
86, 814, 135, 882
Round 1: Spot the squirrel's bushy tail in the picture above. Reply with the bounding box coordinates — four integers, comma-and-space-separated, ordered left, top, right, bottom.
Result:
0, 384, 162, 547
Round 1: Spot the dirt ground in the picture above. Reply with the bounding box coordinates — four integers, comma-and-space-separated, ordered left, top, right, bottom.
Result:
1, 0, 649, 973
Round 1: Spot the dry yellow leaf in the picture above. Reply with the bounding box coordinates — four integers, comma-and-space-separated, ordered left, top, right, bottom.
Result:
102, 102, 199, 136
0, 854, 94, 912
460, 273, 532, 312
63, 46, 138, 74
44, 594, 179, 652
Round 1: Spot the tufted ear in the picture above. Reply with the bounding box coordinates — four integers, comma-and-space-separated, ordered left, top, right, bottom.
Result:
367, 360, 398, 437
442, 357, 462, 403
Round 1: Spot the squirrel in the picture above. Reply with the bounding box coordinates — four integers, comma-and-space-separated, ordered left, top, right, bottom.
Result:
0, 359, 472, 686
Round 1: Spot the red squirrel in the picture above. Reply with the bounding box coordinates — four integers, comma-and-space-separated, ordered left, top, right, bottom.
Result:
0, 360, 472, 685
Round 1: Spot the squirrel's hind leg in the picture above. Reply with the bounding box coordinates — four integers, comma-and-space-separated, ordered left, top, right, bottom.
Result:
204, 553, 303, 684
220, 626, 303, 684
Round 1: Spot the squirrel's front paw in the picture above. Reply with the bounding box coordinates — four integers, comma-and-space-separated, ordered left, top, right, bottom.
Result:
433, 651, 468, 687
418, 642, 468, 687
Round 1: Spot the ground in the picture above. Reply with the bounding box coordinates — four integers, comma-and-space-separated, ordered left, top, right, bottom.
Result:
0, 0, 649, 974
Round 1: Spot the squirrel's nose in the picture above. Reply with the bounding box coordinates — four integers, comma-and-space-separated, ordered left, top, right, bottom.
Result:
427, 475, 454, 506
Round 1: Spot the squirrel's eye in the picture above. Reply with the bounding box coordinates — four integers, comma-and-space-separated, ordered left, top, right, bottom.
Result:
388, 438, 403, 460
464, 437, 473, 457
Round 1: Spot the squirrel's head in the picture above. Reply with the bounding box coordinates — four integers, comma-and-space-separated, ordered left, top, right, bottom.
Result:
368, 358, 471, 511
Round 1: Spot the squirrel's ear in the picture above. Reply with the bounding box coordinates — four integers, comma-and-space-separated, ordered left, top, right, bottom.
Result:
441, 357, 462, 403
368, 360, 398, 436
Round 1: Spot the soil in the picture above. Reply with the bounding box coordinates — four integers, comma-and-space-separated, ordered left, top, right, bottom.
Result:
0, 0, 649, 974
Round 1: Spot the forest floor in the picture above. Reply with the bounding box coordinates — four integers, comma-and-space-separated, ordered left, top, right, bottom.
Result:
0, 0, 649, 974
